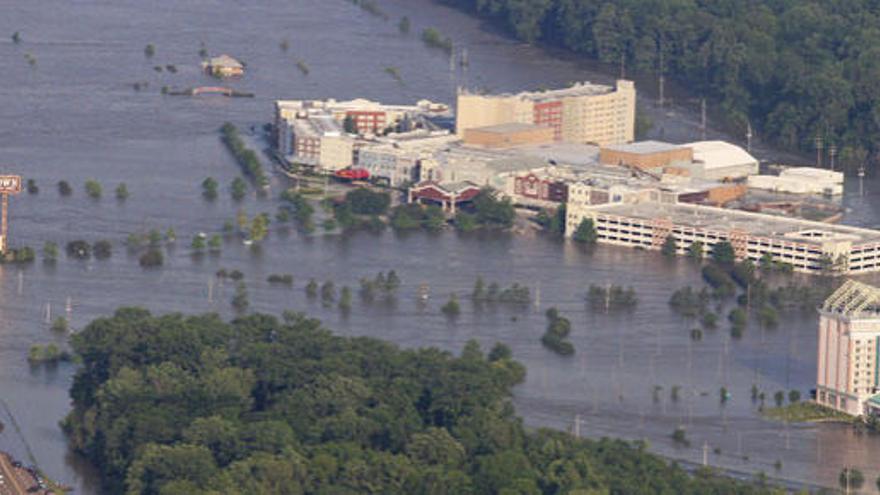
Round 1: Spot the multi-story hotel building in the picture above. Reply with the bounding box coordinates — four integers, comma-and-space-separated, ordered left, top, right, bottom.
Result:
276, 98, 449, 144
565, 185, 880, 275
817, 280, 880, 415
455, 80, 636, 146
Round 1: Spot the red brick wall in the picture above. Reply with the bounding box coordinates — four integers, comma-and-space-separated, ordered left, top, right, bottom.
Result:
533, 101, 563, 141
347, 111, 387, 134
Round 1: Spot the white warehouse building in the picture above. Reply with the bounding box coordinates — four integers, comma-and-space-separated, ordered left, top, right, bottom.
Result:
748, 166, 844, 196
680, 141, 759, 180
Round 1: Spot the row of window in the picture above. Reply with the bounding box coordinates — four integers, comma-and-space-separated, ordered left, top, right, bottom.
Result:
570, 214, 880, 274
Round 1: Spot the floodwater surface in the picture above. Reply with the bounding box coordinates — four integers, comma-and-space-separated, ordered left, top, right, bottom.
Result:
2, 0, 880, 492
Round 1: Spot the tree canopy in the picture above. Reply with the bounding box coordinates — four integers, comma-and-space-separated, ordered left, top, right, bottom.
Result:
439, 0, 880, 167
344, 188, 391, 215
65, 308, 788, 494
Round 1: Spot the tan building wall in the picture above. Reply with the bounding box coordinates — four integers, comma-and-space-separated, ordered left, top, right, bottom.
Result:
456, 80, 636, 146
463, 125, 554, 148
319, 136, 354, 171
599, 147, 693, 170
455, 94, 533, 137
705, 184, 747, 205
560, 80, 636, 145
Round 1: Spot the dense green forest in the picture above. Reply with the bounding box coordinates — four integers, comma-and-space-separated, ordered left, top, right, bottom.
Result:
440, 0, 880, 171
64, 308, 789, 494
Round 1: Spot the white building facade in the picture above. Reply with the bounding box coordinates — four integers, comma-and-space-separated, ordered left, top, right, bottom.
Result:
565, 185, 880, 275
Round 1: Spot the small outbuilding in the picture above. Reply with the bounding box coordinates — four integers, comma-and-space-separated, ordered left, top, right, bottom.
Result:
202, 54, 244, 78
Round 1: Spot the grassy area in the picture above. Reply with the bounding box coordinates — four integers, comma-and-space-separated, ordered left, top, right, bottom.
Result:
761, 401, 856, 423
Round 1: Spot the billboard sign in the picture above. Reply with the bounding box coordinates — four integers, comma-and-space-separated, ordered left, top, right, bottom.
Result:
0, 176, 22, 194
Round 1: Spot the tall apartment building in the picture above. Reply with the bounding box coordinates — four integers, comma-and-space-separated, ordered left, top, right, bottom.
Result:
456, 80, 636, 146
817, 280, 880, 416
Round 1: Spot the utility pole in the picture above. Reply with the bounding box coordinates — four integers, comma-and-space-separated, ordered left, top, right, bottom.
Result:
700, 98, 707, 140
449, 44, 457, 106
574, 414, 581, 438
746, 121, 753, 153
815, 135, 824, 168
658, 48, 665, 107
829, 144, 837, 171
702, 441, 709, 466
859, 161, 866, 196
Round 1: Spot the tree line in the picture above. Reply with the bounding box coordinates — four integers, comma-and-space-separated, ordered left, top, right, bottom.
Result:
439, 0, 880, 170
63, 308, 790, 494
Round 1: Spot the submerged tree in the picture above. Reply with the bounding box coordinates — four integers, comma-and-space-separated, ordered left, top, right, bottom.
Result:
687, 241, 704, 260
339, 286, 352, 312
231, 282, 249, 313
139, 249, 163, 268
839, 468, 865, 491
202, 177, 219, 201
398, 16, 411, 34
42, 241, 58, 262
115, 183, 129, 201
85, 179, 102, 199
661, 235, 677, 257
711, 241, 736, 266
231, 177, 247, 201
305, 278, 318, 299
57, 180, 73, 196
573, 218, 598, 245
441, 293, 461, 318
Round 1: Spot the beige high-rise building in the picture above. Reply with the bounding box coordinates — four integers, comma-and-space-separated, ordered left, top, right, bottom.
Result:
456, 80, 636, 146
817, 280, 880, 416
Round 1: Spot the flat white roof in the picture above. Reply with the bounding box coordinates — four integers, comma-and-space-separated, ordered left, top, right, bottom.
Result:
686, 140, 757, 170
779, 167, 844, 182
587, 200, 880, 245
603, 140, 687, 155
468, 123, 548, 134
207, 54, 243, 68
460, 81, 617, 102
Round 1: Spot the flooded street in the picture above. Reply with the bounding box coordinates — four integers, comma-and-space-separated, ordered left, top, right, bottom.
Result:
3, 0, 880, 492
